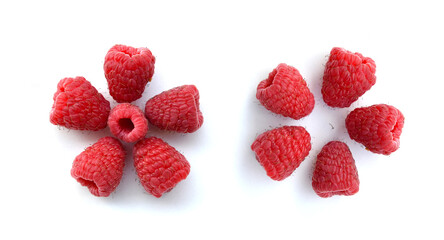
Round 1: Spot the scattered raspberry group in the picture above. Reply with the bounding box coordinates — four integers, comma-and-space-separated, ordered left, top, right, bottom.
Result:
252, 47, 404, 198
51, 44, 203, 198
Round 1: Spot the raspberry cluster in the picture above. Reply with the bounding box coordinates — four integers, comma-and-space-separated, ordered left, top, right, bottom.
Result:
51, 45, 405, 200
51, 44, 203, 198
252, 47, 405, 198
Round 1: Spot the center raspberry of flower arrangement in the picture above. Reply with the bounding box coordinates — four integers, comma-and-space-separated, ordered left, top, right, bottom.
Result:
108, 103, 149, 143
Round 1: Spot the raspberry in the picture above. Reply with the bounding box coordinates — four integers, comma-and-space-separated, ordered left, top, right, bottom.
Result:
71, 137, 126, 197
256, 63, 315, 120
251, 126, 311, 181
322, 47, 376, 108
312, 141, 359, 198
133, 137, 190, 198
104, 44, 156, 103
108, 103, 148, 143
346, 104, 404, 155
145, 85, 203, 133
50, 76, 110, 131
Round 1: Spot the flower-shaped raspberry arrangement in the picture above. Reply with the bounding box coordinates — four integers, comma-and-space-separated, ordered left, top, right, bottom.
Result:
50, 44, 203, 198
251, 47, 405, 198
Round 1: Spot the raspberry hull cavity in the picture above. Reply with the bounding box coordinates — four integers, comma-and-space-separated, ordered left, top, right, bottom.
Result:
108, 103, 148, 143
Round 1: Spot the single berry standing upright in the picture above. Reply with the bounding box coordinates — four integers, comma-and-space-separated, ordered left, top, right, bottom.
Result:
108, 103, 148, 143
145, 85, 204, 133
346, 104, 404, 155
256, 63, 315, 120
312, 141, 360, 198
322, 47, 376, 108
104, 44, 156, 103
251, 126, 311, 181
71, 137, 126, 197
50, 76, 110, 131
133, 137, 191, 198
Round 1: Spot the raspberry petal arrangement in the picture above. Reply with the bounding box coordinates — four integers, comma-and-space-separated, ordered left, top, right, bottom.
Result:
252, 47, 404, 198
51, 44, 203, 198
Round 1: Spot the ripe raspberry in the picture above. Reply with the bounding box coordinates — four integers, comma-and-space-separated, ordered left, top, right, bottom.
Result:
322, 47, 376, 108
133, 137, 190, 198
256, 63, 315, 120
108, 103, 148, 143
104, 44, 156, 103
345, 104, 405, 155
312, 141, 360, 198
145, 85, 203, 133
50, 76, 110, 131
71, 137, 126, 197
251, 126, 311, 181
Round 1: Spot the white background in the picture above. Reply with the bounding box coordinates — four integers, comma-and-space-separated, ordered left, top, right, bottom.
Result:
1, 1, 443, 239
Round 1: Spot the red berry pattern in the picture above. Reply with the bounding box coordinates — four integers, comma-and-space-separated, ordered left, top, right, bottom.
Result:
53, 44, 404, 200
253, 50, 403, 198
53, 44, 200, 198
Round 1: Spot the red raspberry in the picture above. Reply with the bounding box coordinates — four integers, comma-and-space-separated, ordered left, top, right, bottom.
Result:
322, 47, 376, 108
50, 76, 110, 131
256, 63, 315, 120
145, 85, 203, 133
104, 44, 155, 103
251, 126, 311, 181
312, 141, 359, 198
345, 104, 405, 155
71, 137, 126, 197
108, 103, 148, 143
133, 137, 190, 198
